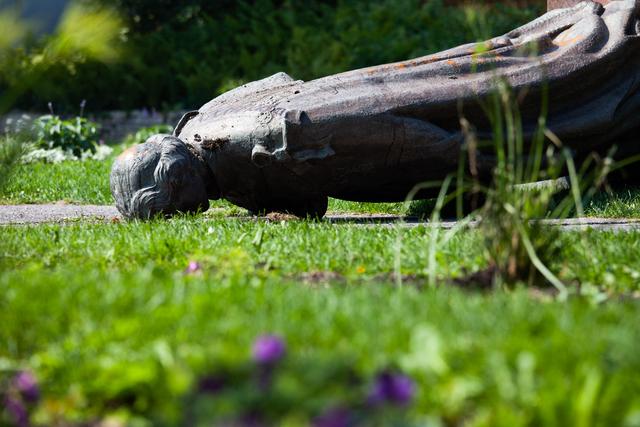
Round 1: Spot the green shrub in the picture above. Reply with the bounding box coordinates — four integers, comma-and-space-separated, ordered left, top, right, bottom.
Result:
33, 115, 100, 156
122, 124, 174, 146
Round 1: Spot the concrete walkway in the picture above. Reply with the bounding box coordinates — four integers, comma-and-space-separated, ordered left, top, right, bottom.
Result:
0, 204, 120, 224
2, 204, 640, 231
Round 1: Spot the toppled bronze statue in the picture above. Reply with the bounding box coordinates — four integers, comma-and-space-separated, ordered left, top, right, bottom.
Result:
111, 0, 640, 219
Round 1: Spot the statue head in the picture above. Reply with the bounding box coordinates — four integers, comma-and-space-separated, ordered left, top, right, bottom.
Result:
110, 135, 211, 219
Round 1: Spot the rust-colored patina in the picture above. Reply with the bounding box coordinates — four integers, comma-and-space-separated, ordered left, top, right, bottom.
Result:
548, 0, 610, 9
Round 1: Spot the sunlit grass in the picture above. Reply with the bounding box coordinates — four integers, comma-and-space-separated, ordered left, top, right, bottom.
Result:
2, 218, 640, 424
3, 143, 640, 424
2, 218, 639, 293
585, 187, 640, 218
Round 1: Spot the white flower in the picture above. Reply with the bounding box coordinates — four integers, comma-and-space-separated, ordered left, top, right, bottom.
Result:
22, 145, 113, 164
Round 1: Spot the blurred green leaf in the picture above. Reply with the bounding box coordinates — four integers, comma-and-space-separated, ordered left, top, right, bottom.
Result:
0, 10, 30, 51
48, 4, 123, 63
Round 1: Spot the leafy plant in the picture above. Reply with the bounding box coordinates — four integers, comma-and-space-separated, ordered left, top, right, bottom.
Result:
33, 115, 101, 157
123, 124, 174, 146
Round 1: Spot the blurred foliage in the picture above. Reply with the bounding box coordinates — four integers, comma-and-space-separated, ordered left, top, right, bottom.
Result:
1, 0, 542, 112
46, 4, 122, 63
20, 114, 114, 163
0, 2, 121, 190
0, 9, 29, 51
0, 2, 123, 114
122, 124, 174, 147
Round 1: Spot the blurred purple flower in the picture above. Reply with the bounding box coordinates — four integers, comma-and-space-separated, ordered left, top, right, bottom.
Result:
314, 407, 351, 427
13, 371, 39, 403
3, 397, 29, 427
198, 375, 225, 394
252, 335, 286, 365
184, 261, 202, 274
368, 371, 415, 406
238, 412, 267, 427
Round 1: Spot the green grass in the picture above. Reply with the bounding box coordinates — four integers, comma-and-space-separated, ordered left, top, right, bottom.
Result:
2, 219, 640, 293
585, 188, 640, 219
0, 158, 115, 204
3, 150, 640, 425
2, 218, 640, 425
328, 199, 406, 215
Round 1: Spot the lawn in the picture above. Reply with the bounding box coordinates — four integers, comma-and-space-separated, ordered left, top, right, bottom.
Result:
2, 150, 640, 426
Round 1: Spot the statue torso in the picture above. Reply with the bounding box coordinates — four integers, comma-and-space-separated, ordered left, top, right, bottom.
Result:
175, 0, 640, 212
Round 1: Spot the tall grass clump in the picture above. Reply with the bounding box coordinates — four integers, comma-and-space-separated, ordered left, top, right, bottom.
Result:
395, 68, 618, 293
468, 80, 564, 291
0, 135, 24, 192
454, 77, 615, 294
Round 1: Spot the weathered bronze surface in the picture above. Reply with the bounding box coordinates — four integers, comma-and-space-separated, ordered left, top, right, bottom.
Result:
111, 0, 640, 219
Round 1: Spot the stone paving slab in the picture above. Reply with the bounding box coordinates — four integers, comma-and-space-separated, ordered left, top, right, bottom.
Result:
1, 204, 640, 231
328, 216, 640, 231
0, 204, 120, 225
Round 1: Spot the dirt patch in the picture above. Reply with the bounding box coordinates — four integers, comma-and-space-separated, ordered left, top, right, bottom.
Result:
451, 266, 497, 291
299, 271, 346, 285
264, 212, 301, 222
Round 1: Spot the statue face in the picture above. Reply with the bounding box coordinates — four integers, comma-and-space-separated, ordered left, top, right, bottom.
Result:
110, 135, 210, 219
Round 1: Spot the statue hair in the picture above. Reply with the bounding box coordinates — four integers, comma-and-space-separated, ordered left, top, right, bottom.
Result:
111, 136, 192, 219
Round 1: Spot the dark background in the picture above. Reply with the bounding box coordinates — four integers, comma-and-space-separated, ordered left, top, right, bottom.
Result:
0, 0, 543, 112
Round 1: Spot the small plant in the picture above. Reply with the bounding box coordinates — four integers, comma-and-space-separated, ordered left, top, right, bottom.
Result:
33, 114, 101, 157
18, 113, 113, 164
122, 124, 173, 146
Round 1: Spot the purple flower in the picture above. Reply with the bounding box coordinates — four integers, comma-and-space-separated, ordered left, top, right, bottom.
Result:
252, 335, 286, 365
314, 407, 351, 427
197, 375, 225, 394
3, 397, 29, 427
368, 371, 415, 406
184, 261, 202, 274
13, 371, 39, 403
237, 412, 267, 427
